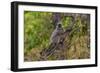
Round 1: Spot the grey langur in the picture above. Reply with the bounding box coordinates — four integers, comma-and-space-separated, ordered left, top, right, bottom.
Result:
40, 22, 64, 59
50, 22, 64, 44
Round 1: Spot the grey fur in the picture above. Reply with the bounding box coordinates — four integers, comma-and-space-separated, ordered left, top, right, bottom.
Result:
50, 23, 64, 44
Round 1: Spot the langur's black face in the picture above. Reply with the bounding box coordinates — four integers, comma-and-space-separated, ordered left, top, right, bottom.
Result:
57, 24, 62, 28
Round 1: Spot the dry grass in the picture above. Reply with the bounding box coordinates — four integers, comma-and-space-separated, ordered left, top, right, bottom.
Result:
24, 35, 90, 61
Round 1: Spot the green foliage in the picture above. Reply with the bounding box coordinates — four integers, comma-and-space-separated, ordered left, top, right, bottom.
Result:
62, 16, 72, 29
24, 11, 53, 51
